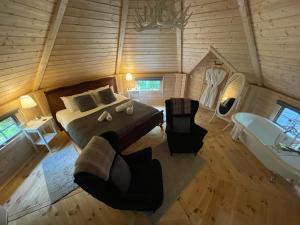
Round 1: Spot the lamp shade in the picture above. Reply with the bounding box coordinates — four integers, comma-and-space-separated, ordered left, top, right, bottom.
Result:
125, 73, 133, 81
20, 95, 37, 109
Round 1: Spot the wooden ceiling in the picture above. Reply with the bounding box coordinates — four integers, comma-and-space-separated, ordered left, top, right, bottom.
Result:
0, 0, 299, 106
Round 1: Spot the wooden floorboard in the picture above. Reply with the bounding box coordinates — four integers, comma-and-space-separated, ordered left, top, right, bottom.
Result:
1, 107, 299, 225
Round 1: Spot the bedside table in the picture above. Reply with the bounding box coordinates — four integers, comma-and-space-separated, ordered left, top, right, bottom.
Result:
127, 89, 140, 100
23, 116, 58, 153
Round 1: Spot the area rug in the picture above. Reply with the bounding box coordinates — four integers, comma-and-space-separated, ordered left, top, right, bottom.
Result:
42, 147, 79, 204
145, 141, 205, 224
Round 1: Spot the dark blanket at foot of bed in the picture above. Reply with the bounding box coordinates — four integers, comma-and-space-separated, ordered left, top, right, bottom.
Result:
66, 100, 163, 150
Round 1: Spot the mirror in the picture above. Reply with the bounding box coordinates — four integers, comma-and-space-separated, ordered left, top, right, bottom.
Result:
216, 73, 246, 117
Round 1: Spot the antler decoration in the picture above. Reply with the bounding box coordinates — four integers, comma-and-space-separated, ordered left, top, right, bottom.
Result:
135, 0, 192, 32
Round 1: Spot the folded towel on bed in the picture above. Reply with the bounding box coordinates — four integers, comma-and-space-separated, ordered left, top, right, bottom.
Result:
106, 112, 112, 121
126, 105, 134, 115
115, 100, 134, 112
98, 111, 112, 122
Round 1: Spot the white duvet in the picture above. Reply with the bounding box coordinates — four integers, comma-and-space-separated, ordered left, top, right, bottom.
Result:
56, 94, 128, 130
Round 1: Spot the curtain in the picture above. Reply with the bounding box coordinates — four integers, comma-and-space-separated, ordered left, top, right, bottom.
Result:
199, 68, 226, 109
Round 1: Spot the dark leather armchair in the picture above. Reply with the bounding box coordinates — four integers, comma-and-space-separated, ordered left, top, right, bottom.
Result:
74, 135, 163, 211
165, 98, 208, 155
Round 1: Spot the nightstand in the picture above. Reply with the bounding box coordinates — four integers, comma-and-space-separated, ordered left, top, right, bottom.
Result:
23, 116, 58, 153
127, 89, 140, 100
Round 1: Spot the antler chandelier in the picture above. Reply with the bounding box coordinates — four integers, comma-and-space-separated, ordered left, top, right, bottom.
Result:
135, 0, 192, 32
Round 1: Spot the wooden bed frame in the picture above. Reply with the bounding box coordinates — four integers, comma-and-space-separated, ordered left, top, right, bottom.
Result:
45, 76, 164, 151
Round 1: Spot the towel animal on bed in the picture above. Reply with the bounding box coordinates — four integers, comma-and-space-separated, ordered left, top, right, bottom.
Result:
98, 101, 135, 122
116, 100, 134, 115
98, 111, 112, 122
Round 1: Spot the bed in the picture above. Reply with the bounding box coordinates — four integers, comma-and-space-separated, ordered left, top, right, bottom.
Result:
45, 77, 164, 151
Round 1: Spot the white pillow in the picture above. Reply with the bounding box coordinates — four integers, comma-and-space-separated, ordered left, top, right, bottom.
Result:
89, 85, 109, 104
60, 91, 89, 112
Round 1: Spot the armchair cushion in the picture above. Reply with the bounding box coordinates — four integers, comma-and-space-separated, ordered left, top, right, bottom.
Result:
110, 155, 131, 193
172, 117, 191, 133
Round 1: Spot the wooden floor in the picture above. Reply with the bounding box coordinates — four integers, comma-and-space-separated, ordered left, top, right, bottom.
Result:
1, 108, 300, 225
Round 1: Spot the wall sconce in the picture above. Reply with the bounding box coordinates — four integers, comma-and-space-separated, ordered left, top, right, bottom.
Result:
126, 73, 133, 81
125, 73, 135, 90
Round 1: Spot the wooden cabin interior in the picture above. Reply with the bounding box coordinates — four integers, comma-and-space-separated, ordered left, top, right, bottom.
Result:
0, 0, 299, 224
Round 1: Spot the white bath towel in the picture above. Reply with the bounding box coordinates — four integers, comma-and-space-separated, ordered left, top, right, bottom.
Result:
98, 111, 112, 122
115, 100, 134, 112
126, 105, 134, 115
106, 112, 112, 121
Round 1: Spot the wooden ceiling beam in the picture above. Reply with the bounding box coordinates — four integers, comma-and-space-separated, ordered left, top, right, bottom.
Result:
237, 0, 263, 86
115, 0, 129, 74
32, 0, 68, 91
176, 0, 183, 73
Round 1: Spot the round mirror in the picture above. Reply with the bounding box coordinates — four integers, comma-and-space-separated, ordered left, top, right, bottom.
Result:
217, 73, 246, 117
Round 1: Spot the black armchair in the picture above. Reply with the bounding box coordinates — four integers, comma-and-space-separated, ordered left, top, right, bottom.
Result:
165, 98, 208, 155
74, 136, 163, 211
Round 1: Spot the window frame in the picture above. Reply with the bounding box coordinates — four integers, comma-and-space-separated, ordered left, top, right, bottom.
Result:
0, 112, 22, 149
135, 77, 163, 92
273, 100, 300, 131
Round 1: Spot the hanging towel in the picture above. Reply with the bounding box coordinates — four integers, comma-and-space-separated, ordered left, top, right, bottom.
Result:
200, 68, 226, 109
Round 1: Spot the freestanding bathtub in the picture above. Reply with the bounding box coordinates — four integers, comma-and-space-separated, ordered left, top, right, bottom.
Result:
232, 112, 300, 181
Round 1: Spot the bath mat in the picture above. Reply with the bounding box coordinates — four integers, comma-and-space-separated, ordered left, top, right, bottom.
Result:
145, 141, 205, 224
42, 147, 79, 204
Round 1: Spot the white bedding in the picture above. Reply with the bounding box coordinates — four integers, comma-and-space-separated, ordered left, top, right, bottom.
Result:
56, 93, 127, 129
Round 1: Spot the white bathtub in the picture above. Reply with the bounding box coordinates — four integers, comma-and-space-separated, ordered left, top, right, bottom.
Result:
232, 112, 300, 181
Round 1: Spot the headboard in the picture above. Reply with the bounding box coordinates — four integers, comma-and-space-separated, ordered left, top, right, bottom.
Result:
45, 77, 118, 125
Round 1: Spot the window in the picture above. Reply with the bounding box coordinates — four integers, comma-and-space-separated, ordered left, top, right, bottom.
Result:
136, 79, 162, 91
0, 114, 21, 148
274, 100, 300, 136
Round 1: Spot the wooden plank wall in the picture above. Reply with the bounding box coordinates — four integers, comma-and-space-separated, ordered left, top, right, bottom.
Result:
182, 0, 256, 83
0, 133, 35, 189
116, 73, 185, 105
242, 85, 300, 120
0, 0, 57, 105
186, 52, 233, 108
248, 0, 300, 100
119, 0, 178, 74
40, 0, 122, 89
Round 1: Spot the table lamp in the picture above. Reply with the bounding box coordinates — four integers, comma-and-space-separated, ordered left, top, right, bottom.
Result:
20, 95, 39, 120
125, 73, 135, 90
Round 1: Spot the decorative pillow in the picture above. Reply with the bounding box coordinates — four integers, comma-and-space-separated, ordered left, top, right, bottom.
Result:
110, 155, 131, 192
219, 98, 235, 114
89, 85, 109, 104
97, 88, 117, 104
74, 94, 97, 112
60, 91, 88, 112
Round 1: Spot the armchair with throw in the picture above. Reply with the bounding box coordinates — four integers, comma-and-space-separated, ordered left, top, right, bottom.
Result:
74, 135, 163, 211
165, 98, 208, 155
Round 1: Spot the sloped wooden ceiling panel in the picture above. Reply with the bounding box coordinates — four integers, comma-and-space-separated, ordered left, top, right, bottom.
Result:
0, 0, 57, 105
40, 0, 121, 89
119, 0, 178, 74
249, 0, 300, 100
182, 0, 256, 83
